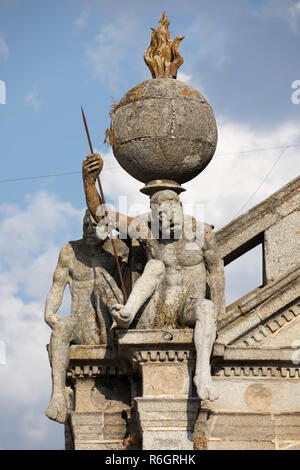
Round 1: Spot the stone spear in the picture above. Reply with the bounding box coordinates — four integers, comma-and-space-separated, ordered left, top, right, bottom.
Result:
81, 105, 128, 303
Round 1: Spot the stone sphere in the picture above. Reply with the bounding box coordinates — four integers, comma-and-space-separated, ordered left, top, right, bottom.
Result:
110, 77, 218, 185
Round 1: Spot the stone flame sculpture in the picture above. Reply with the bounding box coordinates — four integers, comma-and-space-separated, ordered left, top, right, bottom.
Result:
144, 11, 184, 79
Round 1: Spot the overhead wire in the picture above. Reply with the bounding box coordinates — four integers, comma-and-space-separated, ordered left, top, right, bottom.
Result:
0, 142, 299, 184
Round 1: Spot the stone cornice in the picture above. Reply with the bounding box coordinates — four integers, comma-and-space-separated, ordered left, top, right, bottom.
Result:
216, 174, 300, 262
217, 264, 300, 340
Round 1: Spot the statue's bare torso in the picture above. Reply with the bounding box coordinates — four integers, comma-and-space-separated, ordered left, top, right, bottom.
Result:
144, 237, 207, 301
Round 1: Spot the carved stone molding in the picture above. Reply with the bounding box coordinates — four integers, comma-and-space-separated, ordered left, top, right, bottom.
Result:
212, 365, 300, 379
66, 363, 130, 379
234, 301, 300, 348
217, 266, 300, 345
132, 349, 194, 364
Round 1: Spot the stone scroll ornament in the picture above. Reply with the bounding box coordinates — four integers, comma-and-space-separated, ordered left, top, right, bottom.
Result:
144, 11, 184, 79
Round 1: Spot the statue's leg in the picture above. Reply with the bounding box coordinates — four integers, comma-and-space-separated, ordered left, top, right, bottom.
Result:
186, 299, 218, 402
126, 259, 165, 313
45, 317, 78, 423
93, 273, 123, 343
111, 260, 165, 328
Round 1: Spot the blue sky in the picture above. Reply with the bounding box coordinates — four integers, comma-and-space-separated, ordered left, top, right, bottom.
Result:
0, 0, 300, 449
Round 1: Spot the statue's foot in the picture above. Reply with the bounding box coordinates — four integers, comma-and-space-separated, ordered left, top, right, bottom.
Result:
45, 393, 68, 423
193, 374, 219, 402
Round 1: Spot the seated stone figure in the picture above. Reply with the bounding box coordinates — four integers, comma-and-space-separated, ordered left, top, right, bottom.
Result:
44, 210, 128, 423
82, 154, 225, 402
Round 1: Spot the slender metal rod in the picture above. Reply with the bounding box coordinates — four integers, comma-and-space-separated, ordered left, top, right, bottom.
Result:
81, 106, 128, 303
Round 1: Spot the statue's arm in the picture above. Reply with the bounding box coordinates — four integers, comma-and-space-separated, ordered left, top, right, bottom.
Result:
82, 154, 134, 238
44, 243, 71, 329
202, 224, 225, 320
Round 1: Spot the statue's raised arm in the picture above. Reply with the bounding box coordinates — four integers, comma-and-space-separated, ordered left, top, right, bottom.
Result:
82, 153, 135, 240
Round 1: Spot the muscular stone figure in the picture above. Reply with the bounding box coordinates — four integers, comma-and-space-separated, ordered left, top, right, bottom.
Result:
44, 210, 127, 423
82, 154, 225, 402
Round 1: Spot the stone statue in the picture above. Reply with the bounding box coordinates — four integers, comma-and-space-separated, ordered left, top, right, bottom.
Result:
82, 155, 225, 402
44, 210, 128, 423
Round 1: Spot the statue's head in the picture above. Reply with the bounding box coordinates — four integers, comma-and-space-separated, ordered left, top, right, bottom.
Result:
150, 190, 183, 238
82, 210, 108, 246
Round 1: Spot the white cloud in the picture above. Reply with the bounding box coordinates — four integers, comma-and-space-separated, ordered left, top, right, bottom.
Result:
0, 34, 9, 60
290, 0, 300, 17
85, 14, 140, 93
177, 72, 192, 83
24, 88, 41, 112
74, 5, 90, 29
182, 119, 300, 229
0, 192, 83, 448
188, 14, 231, 69
225, 244, 263, 306
99, 119, 300, 230
289, 1, 300, 31
256, 0, 300, 32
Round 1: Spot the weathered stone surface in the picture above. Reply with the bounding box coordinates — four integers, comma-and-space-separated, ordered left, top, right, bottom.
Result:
70, 412, 104, 441
142, 362, 192, 397
216, 174, 300, 266
143, 430, 194, 451
136, 397, 199, 450
212, 378, 300, 412
83, 150, 225, 402
45, 211, 129, 424
75, 440, 126, 451
274, 413, 300, 440
69, 410, 131, 449
206, 411, 300, 450
265, 211, 300, 282
117, 328, 194, 345
103, 411, 129, 439
75, 378, 96, 412
208, 440, 275, 450
217, 264, 300, 342
91, 376, 131, 411
110, 77, 217, 184
209, 412, 274, 441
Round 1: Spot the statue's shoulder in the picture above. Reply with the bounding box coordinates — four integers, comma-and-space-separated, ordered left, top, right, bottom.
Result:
58, 241, 76, 265
135, 212, 150, 226
185, 215, 212, 237
203, 222, 215, 234
102, 238, 129, 263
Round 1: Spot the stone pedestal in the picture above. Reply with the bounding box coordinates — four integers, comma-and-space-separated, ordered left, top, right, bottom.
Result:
136, 397, 199, 450
116, 329, 200, 450
65, 329, 202, 450
65, 344, 137, 450
64, 328, 300, 450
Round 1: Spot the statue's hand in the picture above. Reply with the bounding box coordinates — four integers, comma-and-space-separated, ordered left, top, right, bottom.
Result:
110, 303, 132, 329
82, 153, 103, 184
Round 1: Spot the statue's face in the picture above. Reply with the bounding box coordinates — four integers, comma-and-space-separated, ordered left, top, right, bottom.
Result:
82, 212, 106, 247
151, 198, 183, 238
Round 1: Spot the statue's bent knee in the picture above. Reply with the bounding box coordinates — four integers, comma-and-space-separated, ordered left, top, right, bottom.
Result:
145, 259, 165, 278
195, 299, 215, 318
53, 318, 73, 339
